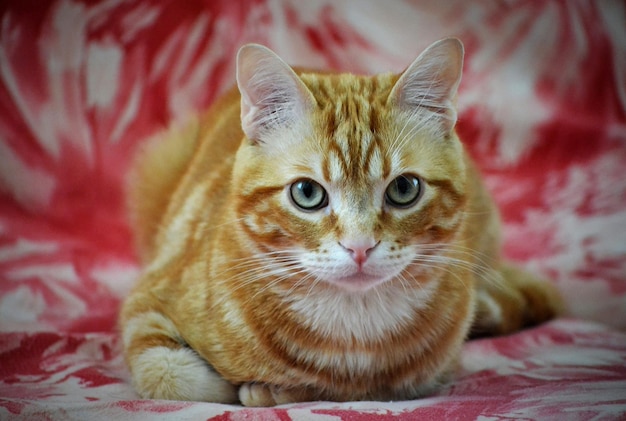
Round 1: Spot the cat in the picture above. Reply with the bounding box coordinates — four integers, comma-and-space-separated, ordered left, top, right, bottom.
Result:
119, 38, 563, 406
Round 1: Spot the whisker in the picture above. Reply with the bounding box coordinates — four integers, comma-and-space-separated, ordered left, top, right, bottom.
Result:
408, 257, 473, 294
408, 246, 504, 291
416, 241, 499, 270
242, 268, 311, 305
297, 271, 324, 300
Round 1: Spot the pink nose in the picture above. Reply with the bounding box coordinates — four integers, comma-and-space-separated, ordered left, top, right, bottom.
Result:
339, 239, 378, 268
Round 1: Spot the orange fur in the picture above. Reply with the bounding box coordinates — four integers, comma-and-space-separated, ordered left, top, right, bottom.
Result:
119, 39, 562, 406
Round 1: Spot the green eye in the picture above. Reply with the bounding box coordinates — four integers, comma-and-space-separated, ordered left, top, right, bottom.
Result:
385, 174, 421, 208
290, 179, 328, 211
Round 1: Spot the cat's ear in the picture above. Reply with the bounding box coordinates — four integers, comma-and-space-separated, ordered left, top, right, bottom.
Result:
388, 38, 464, 134
236, 44, 316, 143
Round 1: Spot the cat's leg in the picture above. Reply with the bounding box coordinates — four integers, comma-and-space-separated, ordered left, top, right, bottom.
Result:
122, 310, 238, 403
471, 263, 564, 337
239, 383, 320, 407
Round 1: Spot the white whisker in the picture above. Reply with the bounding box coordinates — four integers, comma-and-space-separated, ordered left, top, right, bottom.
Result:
408, 241, 505, 292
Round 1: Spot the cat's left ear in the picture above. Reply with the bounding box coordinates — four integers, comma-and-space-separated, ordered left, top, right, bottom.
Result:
388, 38, 464, 134
237, 44, 316, 143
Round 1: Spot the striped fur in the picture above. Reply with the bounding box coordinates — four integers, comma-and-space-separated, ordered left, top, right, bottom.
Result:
120, 39, 562, 406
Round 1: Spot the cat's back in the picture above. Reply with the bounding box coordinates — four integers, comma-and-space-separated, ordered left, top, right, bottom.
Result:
128, 86, 243, 262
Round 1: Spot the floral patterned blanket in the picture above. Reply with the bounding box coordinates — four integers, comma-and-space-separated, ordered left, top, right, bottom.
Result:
1, 1, 625, 419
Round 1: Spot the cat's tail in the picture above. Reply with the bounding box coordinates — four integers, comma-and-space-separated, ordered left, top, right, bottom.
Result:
470, 263, 565, 337
126, 118, 201, 262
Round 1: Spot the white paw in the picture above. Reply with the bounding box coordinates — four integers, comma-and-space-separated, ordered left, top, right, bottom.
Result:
132, 346, 237, 403
239, 383, 277, 407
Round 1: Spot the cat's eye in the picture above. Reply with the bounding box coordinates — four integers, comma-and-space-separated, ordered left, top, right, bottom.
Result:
289, 179, 328, 211
385, 174, 421, 208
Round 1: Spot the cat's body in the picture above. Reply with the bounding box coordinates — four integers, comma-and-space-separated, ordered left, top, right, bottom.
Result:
120, 39, 561, 406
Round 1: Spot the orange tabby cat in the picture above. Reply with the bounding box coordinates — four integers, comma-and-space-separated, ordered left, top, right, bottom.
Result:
120, 38, 562, 406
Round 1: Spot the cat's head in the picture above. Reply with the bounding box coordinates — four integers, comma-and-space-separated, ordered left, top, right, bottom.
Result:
231, 38, 467, 292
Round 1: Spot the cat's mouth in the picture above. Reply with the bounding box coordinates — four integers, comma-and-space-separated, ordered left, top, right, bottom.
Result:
329, 273, 388, 292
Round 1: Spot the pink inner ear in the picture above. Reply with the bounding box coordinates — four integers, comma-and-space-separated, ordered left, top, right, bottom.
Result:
236, 44, 315, 142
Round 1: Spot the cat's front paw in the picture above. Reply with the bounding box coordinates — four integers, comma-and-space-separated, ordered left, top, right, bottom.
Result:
239, 383, 277, 406
238, 383, 315, 406
131, 346, 238, 403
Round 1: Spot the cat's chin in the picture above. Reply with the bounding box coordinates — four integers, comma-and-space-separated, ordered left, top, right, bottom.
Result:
326, 274, 389, 293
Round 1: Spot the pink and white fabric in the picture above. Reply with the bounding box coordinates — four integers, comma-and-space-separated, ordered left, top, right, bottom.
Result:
1, 1, 625, 419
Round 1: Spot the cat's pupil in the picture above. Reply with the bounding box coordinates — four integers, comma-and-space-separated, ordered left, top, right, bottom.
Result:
397, 177, 410, 194
301, 181, 314, 198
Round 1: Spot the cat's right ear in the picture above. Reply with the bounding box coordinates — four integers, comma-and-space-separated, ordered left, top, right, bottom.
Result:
236, 44, 316, 143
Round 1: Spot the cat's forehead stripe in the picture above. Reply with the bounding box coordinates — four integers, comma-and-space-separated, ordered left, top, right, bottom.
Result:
302, 74, 393, 182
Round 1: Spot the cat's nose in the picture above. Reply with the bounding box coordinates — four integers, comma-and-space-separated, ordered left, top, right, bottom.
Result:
339, 239, 379, 268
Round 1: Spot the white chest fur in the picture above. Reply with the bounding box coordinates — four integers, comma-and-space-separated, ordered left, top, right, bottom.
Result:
286, 279, 438, 343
